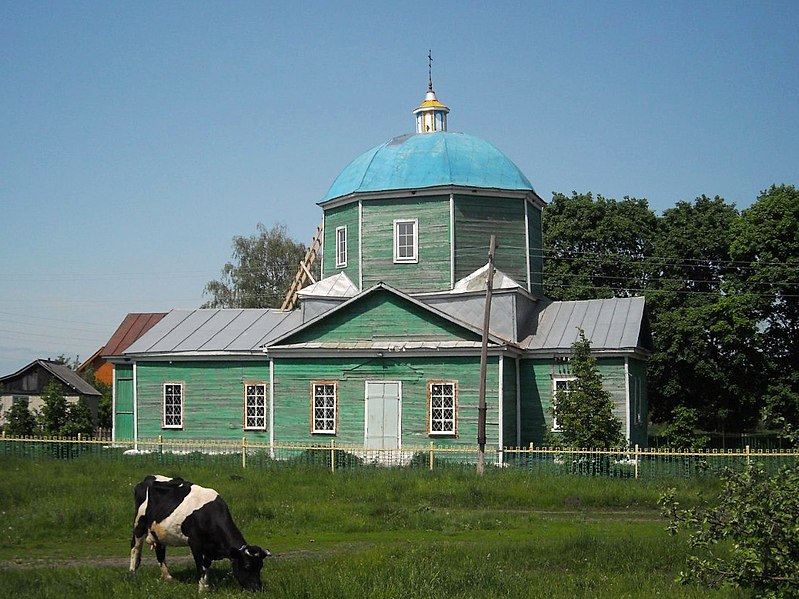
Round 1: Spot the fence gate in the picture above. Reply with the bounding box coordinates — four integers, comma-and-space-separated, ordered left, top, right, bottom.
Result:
364, 381, 401, 450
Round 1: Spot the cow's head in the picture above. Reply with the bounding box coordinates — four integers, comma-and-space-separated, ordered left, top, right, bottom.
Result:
230, 544, 270, 591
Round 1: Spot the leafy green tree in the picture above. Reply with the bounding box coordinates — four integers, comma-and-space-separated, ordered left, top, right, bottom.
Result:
38, 379, 69, 436
61, 398, 94, 438
729, 184, 799, 432
660, 464, 799, 597
543, 192, 657, 300
551, 330, 624, 449
4, 398, 39, 436
203, 222, 307, 309
659, 406, 709, 449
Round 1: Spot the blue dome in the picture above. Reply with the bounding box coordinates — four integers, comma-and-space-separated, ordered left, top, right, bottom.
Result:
321, 132, 535, 203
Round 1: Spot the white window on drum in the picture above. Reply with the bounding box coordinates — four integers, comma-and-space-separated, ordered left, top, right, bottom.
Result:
335, 226, 347, 268
244, 383, 267, 430
393, 219, 418, 263
552, 377, 574, 431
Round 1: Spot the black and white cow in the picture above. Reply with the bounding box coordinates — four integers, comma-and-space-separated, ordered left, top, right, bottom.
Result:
129, 475, 270, 592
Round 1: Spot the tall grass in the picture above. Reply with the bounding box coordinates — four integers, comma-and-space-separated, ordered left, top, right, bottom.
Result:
0, 455, 740, 598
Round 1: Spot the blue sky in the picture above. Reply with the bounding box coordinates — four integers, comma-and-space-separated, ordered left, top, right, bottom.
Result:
1, 1, 797, 376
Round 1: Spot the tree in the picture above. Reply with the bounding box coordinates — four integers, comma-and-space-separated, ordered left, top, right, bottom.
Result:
659, 406, 709, 449
203, 223, 307, 309
660, 464, 799, 597
3, 398, 39, 436
729, 184, 799, 432
61, 398, 94, 438
38, 379, 69, 436
551, 330, 624, 449
543, 192, 658, 301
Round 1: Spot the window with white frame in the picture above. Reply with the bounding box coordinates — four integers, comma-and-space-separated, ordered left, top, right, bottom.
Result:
312, 382, 337, 434
163, 383, 183, 429
551, 377, 574, 431
429, 381, 457, 435
393, 219, 418, 263
335, 226, 347, 268
244, 383, 267, 430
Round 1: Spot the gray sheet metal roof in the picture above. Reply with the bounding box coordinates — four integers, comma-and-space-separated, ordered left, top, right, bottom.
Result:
524, 297, 647, 352
123, 309, 302, 355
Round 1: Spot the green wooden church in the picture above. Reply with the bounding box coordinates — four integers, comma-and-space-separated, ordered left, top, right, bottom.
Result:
108, 79, 651, 457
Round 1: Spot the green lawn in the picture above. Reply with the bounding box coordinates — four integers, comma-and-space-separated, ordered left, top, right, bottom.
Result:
0, 455, 743, 598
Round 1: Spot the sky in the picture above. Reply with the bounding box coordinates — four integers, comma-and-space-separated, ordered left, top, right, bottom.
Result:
1, 1, 797, 377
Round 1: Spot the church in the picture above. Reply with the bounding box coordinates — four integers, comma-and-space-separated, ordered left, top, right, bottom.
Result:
108, 76, 651, 457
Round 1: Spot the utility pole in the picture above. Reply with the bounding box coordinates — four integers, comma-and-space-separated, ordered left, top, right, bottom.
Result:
477, 235, 496, 475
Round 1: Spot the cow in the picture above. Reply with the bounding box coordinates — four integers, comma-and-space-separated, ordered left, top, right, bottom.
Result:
129, 474, 270, 592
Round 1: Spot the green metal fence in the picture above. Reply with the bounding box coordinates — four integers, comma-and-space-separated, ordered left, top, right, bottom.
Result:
1, 434, 797, 478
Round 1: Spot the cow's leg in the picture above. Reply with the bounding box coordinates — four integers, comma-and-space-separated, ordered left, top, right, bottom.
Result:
129, 520, 148, 574
189, 540, 212, 592
154, 543, 173, 581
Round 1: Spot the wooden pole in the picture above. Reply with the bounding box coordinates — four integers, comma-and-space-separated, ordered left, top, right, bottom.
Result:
477, 235, 496, 475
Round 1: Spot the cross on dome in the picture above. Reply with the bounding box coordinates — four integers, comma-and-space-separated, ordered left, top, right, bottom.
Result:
414, 51, 449, 133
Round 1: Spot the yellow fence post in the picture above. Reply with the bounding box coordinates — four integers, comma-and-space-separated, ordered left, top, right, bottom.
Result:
634, 444, 640, 480
429, 441, 434, 471
331, 440, 336, 474
746, 444, 751, 467
242, 437, 247, 469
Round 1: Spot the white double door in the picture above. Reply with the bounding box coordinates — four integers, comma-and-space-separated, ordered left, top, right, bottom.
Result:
364, 381, 401, 450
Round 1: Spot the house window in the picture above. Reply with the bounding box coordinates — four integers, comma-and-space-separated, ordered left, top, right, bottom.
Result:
393, 219, 418, 263
244, 383, 267, 430
163, 383, 183, 429
552, 377, 574, 431
429, 381, 457, 436
312, 382, 337, 434
335, 226, 347, 268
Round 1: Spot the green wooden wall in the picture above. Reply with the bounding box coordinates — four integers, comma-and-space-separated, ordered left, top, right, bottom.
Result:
134, 361, 270, 441
322, 203, 360, 285
360, 196, 451, 292
519, 357, 632, 446
527, 204, 544, 297
272, 355, 500, 449
283, 289, 482, 345
454, 195, 528, 286
502, 357, 519, 447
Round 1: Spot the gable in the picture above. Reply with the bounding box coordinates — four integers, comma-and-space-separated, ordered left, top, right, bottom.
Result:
274, 287, 485, 347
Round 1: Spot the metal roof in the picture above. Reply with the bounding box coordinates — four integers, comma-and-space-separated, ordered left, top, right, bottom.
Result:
321, 132, 535, 203
101, 312, 167, 357
122, 309, 302, 356
523, 297, 648, 352
0, 360, 101, 396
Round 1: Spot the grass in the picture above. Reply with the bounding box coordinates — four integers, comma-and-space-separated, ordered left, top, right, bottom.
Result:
0, 454, 743, 598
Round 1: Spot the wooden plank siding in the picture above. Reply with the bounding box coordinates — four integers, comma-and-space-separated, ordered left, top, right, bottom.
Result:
527, 204, 544, 297
282, 290, 483, 345
519, 357, 633, 446
501, 356, 519, 447
322, 203, 360, 285
134, 361, 270, 441
360, 196, 451, 292
454, 195, 529, 287
272, 355, 501, 449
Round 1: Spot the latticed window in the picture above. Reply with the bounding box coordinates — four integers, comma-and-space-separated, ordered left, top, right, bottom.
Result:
336, 226, 347, 268
312, 382, 336, 434
393, 219, 418, 263
552, 377, 573, 431
244, 383, 266, 430
429, 381, 456, 435
163, 383, 183, 429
